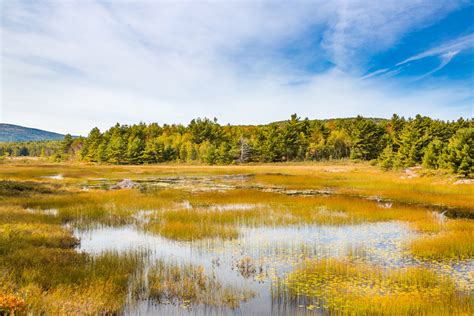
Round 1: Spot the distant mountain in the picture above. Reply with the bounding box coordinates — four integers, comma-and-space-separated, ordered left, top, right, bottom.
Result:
0, 123, 65, 142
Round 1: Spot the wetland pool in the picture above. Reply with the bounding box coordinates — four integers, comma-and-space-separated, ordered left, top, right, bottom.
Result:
74, 221, 473, 315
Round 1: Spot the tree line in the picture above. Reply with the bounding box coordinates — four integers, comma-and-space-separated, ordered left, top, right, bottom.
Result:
1, 114, 472, 176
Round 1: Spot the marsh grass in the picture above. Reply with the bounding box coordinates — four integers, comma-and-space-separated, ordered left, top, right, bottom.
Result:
1, 248, 145, 315
146, 221, 239, 241
410, 219, 474, 260
272, 258, 473, 315
136, 260, 255, 309
1, 161, 472, 210
0, 203, 145, 314
0, 161, 472, 314
0, 180, 56, 197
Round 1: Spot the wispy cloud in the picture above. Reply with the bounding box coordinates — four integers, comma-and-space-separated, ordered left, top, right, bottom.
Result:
397, 34, 474, 66
321, 0, 462, 72
416, 50, 461, 79
361, 69, 390, 80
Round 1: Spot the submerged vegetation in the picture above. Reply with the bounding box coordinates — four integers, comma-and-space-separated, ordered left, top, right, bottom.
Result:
140, 261, 255, 309
0, 160, 472, 314
273, 258, 473, 315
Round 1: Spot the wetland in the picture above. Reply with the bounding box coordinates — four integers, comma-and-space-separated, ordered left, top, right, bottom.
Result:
0, 161, 473, 315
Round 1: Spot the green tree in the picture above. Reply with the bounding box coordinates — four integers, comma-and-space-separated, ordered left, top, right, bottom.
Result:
446, 128, 473, 177
422, 138, 445, 170
142, 138, 164, 163
81, 127, 102, 162
62, 134, 73, 154
127, 126, 145, 164
378, 145, 396, 170
396, 116, 431, 166
106, 124, 127, 164
349, 116, 384, 160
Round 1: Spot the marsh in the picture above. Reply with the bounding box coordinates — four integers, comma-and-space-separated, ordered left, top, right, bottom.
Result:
0, 161, 473, 315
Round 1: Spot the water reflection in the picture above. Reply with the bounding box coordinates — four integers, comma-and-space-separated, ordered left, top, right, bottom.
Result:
73, 221, 474, 315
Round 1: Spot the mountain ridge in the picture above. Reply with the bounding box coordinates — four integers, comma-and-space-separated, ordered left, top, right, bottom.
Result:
0, 123, 65, 142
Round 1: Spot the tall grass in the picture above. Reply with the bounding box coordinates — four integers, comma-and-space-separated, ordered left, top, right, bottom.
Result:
272, 258, 473, 315
146, 221, 239, 241
137, 260, 255, 309
410, 219, 474, 260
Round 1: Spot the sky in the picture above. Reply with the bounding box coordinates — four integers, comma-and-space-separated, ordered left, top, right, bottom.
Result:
1, 0, 473, 135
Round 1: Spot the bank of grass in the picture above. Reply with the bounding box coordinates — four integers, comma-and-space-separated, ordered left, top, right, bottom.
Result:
0, 197, 141, 314
146, 221, 239, 241
253, 169, 474, 211
273, 258, 473, 315
410, 219, 474, 260
0, 208, 144, 314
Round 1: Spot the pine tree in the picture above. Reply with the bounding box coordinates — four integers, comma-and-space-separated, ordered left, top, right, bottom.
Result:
379, 145, 395, 170
396, 116, 431, 166
446, 128, 473, 177
142, 138, 164, 163
349, 116, 384, 160
106, 124, 126, 164
81, 127, 102, 162
422, 138, 444, 170
62, 134, 73, 154
284, 114, 302, 161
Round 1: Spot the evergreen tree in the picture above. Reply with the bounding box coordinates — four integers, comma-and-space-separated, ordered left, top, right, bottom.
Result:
127, 126, 145, 164
142, 138, 164, 163
446, 128, 473, 177
422, 138, 445, 170
349, 116, 384, 160
396, 116, 431, 166
283, 114, 302, 161
106, 124, 127, 164
62, 134, 73, 154
81, 127, 102, 162
379, 144, 395, 170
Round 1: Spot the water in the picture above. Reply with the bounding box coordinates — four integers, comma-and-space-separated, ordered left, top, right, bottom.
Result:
75, 221, 472, 315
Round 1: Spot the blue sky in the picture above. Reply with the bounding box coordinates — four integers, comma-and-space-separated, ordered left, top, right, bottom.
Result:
1, 0, 473, 135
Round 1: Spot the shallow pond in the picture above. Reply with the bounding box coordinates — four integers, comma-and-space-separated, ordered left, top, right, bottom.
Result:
74, 221, 473, 315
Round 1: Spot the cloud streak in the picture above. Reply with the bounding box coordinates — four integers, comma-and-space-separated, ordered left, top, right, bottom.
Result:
397, 34, 474, 66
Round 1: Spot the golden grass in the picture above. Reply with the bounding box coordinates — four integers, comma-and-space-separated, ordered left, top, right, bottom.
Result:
1, 160, 472, 210
273, 258, 473, 315
0, 160, 472, 313
147, 221, 238, 241
0, 249, 144, 315
410, 219, 474, 260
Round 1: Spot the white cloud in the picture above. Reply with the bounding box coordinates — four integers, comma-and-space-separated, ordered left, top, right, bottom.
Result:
397, 34, 474, 66
415, 50, 460, 79
0, 1, 472, 135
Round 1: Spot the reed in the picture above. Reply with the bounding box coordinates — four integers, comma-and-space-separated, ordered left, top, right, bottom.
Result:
142, 260, 255, 309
